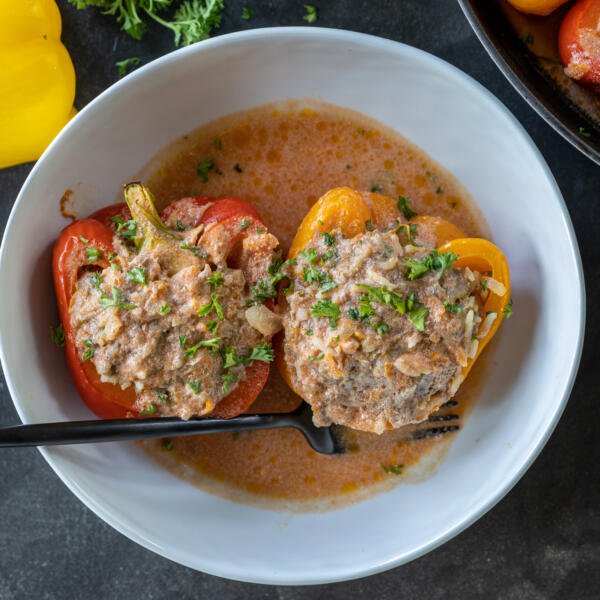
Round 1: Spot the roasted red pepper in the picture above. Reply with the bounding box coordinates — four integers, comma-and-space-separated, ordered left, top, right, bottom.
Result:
53, 188, 273, 419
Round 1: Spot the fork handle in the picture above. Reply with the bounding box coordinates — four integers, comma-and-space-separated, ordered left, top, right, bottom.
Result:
0, 413, 286, 448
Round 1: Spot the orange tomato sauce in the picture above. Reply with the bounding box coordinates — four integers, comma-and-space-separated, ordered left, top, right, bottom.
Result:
139, 99, 491, 510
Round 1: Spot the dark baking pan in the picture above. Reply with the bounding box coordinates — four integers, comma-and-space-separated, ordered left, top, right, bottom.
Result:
458, 0, 600, 165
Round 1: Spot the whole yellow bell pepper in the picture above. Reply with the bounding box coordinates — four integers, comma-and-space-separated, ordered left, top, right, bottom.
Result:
0, 0, 76, 168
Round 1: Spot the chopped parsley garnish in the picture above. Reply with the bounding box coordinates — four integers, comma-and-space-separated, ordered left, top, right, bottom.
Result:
159, 303, 171, 315
188, 380, 202, 394
50, 324, 65, 347
306, 328, 314, 336
397, 195, 417, 219
435, 186, 444, 195
140, 404, 156, 416
404, 250, 458, 281
322, 232, 336, 246
239, 218, 250, 231
381, 463, 403, 475
180, 242, 208, 259
407, 304, 428, 332
256, 227, 265, 234
503, 297, 513, 319
222, 372, 238, 394
247, 256, 296, 305
184, 337, 222, 358
175, 219, 189, 231
90, 272, 102, 289
198, 293, 224, 319
108, 252, 117, 261
365, 219, 375, 231
247, 342, 275, 363
178, 336, 188, 347
155, 389, 170, 403
241, 6, 253, 20
480, 279, 488, 291
520, 32, 534, 45
303, 4, 318, 23
311, 300, 340, 327
234, 163, 243, 173
348, 308, 360, 321
213, 137, 222, 150
127, 265, 147, 285
308, 352, 324, 362
207, 271, 224, 288
81, 339, 94, 362
197, 157, 215, 182
220, 342, 274, 368
206, 321, 218, 333
78, 235, 89, 243
444, 302, 461, 314
578, 126, 591, 139
115, 56, 140, 77
358, 284, 406, 315
110, 215, 137, 240
374, 322, 389, 334
85, 247, 102, 263
99, 287, 136, 310
370, 183, 383, 193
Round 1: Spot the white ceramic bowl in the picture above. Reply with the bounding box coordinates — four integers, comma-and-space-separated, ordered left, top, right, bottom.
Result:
0, 28, 584, 584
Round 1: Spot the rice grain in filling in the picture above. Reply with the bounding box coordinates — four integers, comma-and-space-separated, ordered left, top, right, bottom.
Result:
282, 226, 483, 434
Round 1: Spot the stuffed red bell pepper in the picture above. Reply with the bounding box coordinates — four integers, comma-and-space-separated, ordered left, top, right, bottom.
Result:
53, 182, 282, 419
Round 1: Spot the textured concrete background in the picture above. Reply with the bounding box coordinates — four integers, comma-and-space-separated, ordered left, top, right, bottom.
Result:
0, 1, 599, 598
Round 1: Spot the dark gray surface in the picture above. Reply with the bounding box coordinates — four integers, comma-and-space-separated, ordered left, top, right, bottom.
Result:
0, 1, 599, 598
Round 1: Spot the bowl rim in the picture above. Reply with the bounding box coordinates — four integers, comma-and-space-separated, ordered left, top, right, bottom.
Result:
0, 26, 586, 584
458, 0, 600, 166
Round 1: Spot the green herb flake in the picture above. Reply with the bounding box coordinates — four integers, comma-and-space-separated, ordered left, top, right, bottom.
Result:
50, 324, 65, 348
78, 235, 89, 243
578, 127, 592, 139
184, 337, 222, 358
382, 463, 403, 475
206, 321, 218, 333
503, 297, 513, 319
99, 287, 136, 310
365, 219, 375, 232
444, 302, 461, 314
370, 183, 383, 193
161, 439, 174, 451
480, 279, 488, 291
110, 215, 137, 240
159, 303, 171, 315
239, 218, 250, 231
308, 352, 325, 362
178, 336, 189, 347
115, 56, 140, 77
256, 227, 265, 234
374, 322, 389, 334
81, 339, 94, 362
207, 271, 225, 288
435, 186, 444, 195
357, 284, 406, 315
305, 328, 314, 336
222, 372, 238, 393
247, 342, 274, 363
127, 265, 147, 285
197, 157, 215, 182
155, 389, 170, 403
311, 300, 340, 328
180, 241, 208, 259
85, 246, 102, 263
407, 304, 428, 332
188, 380, 202, 394
90, 272, 102, 289
198, 293, 224, 319
213, 137, 222, 150
404, 250, 458, 281
322, 232, 336, 246
241, 6, 253, 20
140, 404, 156, 416
303, 4, 318, 23
397, 195, 417, 219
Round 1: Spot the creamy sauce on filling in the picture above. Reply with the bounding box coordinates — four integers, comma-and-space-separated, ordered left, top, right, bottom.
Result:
139, 99, 491, 509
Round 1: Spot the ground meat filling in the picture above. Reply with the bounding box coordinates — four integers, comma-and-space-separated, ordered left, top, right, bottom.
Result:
282, 227, 483, 434
70, 214, 279, 419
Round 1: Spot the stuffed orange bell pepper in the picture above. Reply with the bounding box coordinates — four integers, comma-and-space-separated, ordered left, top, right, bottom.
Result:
278, 187, 511, 432
0, 0, 76, 168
